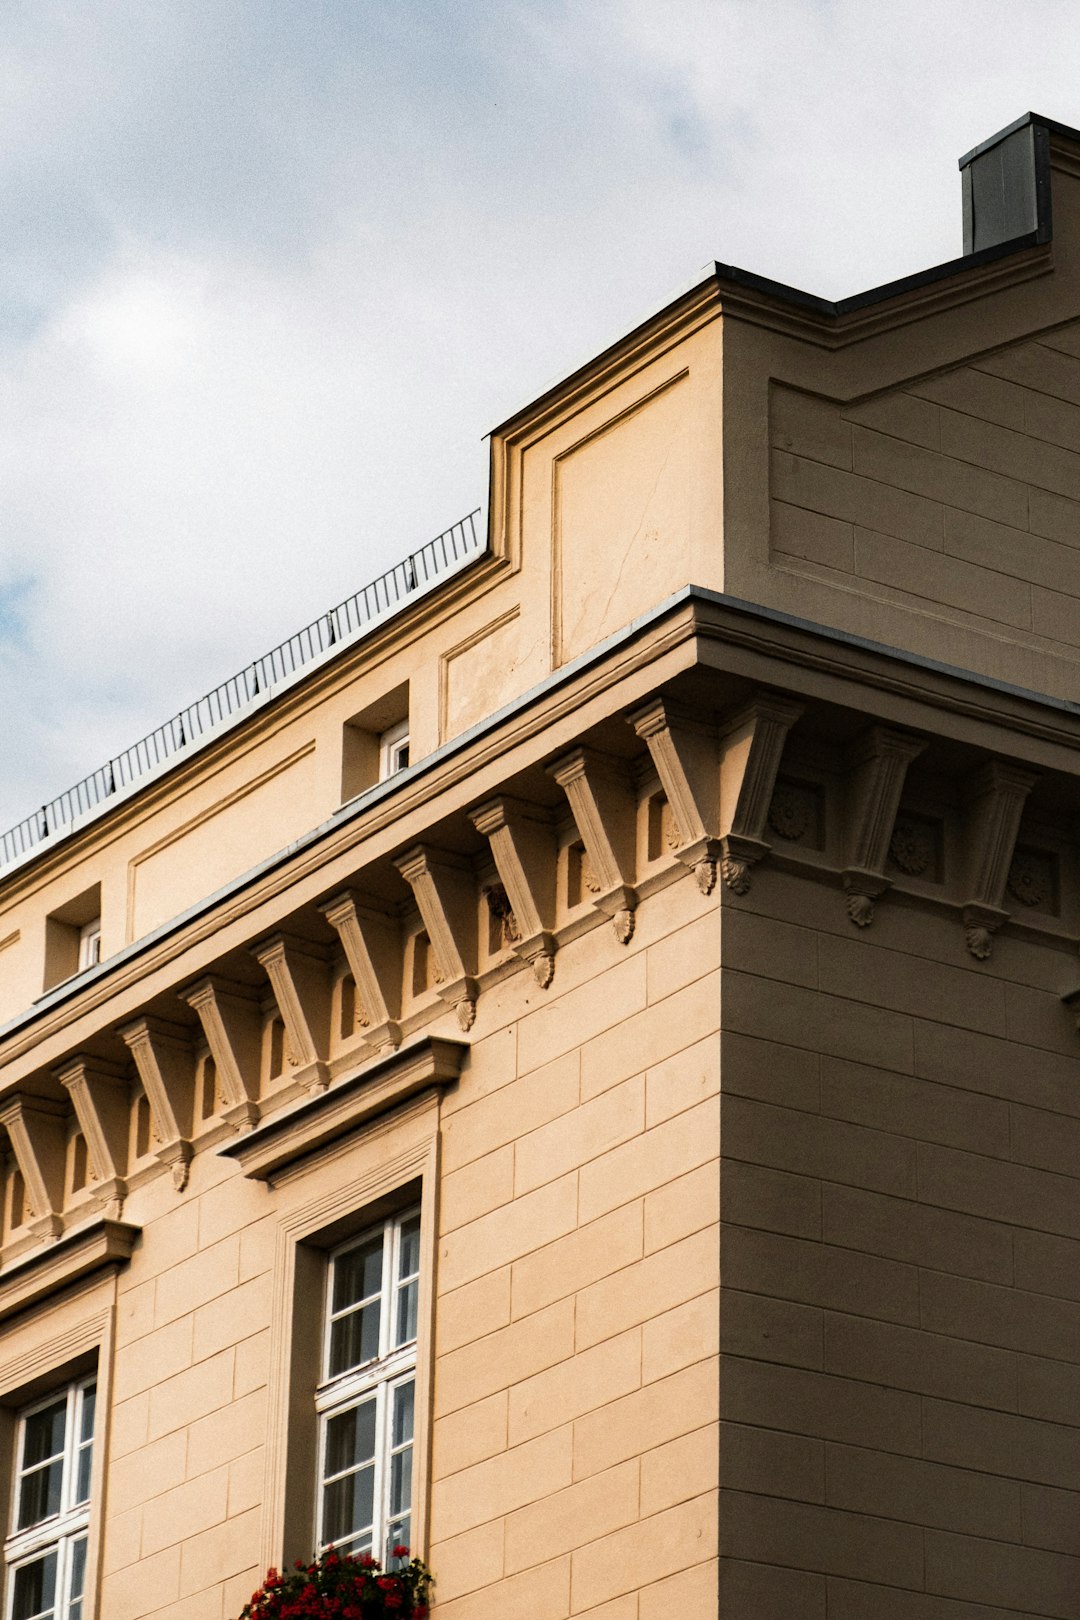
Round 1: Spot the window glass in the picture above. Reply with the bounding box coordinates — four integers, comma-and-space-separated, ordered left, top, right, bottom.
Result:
328, 1234, 384, 1377
394, 1216, 421, 1348
65, 1539, 86, 1620
12, 1551, 56, 1620
322, 1399, 377, 1552
6, 1379, 95, 1620
17, 1402, 66, 1532
317, 1210, 420, 1564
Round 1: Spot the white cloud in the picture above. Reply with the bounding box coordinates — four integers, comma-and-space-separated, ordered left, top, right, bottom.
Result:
3, 0, 1080, 826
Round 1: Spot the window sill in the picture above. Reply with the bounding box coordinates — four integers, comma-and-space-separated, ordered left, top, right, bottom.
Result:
0, 1218, 139, 1324
220, 1034, 467, 1181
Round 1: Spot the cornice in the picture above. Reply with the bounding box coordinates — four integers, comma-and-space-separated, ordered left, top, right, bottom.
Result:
221, 1035, 466, 1181
10, 587, 1080, 1072
0, 1219, 139, 1325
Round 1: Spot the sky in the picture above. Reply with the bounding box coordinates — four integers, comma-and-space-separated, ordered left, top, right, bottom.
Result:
3, 0, 1080, 828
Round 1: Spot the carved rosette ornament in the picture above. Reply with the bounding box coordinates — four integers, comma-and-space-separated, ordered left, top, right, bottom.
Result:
1006, 848, 1054, 910
889, 817, 934, 878
767, 783, 812, 844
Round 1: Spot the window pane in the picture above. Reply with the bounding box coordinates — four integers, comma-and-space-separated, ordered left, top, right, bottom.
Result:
389, 1446, 412, 1520
12, 1551, 57, 1620
78, 1386, 96, 1444
329, 1303, 380, 1377
395, 1278, 418, 1346
67, 1537, 87, 1619
22, 1401, 66, 1469
17, 1460, 63, 1529
323, 1463, 375, 1546
386, 1516, 410, 1566
392, 1381, 415, 1449
398, 1216, 421, 1281
75, 1444, 92, 1506
332, 1237, 383, 1313
325, 1401, 376, 1479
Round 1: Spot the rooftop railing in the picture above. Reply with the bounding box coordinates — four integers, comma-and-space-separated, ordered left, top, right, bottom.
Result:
0, 508, 485, 873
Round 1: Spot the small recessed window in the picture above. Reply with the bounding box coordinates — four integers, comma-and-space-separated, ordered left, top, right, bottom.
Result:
379, 721, 410, 782
43, 887, 102, 992
76, 921, 101, 974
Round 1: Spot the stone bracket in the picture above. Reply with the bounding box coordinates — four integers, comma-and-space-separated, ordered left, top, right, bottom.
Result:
118, 1015, 195, 1190
0, 1094, 69, 1239
548, 747, 638, 942
251, 933, 332, 1095
395, 846, 480, 1030
55, 1054, 130, 1214
961, 760, 1039, 959
320, 892, 403, 1053
842, 725, 927, 926
180, 975, 262, 1132
470, 796, 558, 987
629, 696, 722, 894
716, 692, 804, 895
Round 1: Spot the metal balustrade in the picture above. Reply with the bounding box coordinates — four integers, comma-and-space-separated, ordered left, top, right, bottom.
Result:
0, 508, 485, 872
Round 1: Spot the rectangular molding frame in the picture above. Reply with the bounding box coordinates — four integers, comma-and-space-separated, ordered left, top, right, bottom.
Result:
257, 1089, 445, 1575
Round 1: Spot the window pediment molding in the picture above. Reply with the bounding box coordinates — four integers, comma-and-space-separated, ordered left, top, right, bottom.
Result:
0, 1219, 139, 1327
221, 1034, 467, 1182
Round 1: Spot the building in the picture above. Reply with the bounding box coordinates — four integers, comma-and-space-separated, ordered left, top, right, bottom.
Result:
0, 108, 1079, 1619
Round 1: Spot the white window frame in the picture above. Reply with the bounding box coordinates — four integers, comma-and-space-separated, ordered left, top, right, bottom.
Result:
4, 1375, 96, 1620
75, 923, 100, 975
378, 721, 410, 782
315, 1208, 420, 1563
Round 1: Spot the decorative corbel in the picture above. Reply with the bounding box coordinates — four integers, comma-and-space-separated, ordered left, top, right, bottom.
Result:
179, 976, 262, 1131
469, 796, 558, 987
250, 933, 332, 1094
394, 847, 480, 1030
319, 893, 404, 1052
547, 748, 638, 943
629, 696, 724, 895
55, 1054, 130, 1216
0, 1095, 69, 1239
712, 693, 804, 895
960, 759, 1038, 959
117, 1015, 195, 1190
841, 725, 926, 927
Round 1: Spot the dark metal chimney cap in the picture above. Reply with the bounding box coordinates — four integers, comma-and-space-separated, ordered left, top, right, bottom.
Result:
958, 112, 1068, 256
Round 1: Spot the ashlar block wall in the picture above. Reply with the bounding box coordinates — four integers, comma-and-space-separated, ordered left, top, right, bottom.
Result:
720, 863, 1080, 1618
99, 866, 720, 1620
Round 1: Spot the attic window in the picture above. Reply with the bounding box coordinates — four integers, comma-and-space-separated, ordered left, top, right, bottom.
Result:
340, 683, 410, 803
43, 886, 102, 991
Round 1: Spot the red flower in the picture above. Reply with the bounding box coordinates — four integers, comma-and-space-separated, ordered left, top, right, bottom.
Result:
391, 1544, 410, 1559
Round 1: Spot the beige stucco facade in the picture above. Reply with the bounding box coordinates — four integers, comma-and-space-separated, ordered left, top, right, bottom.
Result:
2, 110, 1080, 1617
